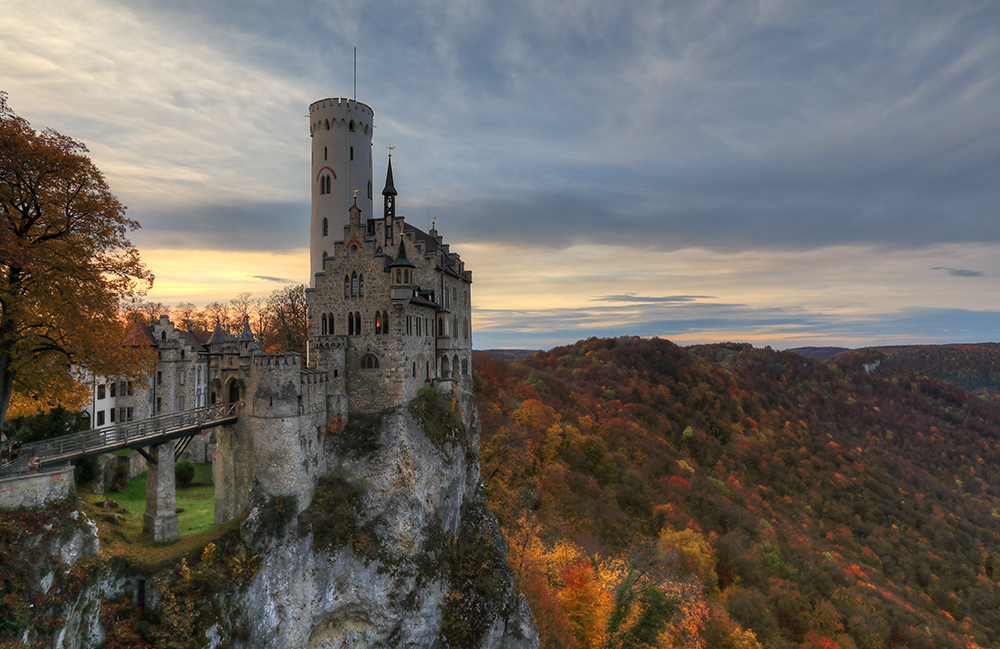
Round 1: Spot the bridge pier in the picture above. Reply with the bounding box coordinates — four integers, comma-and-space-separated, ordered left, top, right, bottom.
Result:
142, 443, 179, 542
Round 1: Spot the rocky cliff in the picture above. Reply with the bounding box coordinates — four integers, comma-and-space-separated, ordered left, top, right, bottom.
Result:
0, 391, 539, 649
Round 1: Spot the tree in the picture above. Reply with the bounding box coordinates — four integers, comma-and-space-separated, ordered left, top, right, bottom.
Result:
0, 92, 153, 427
262, 284, 307, 354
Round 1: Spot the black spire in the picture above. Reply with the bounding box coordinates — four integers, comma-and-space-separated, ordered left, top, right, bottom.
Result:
382, 157, 396, 242
389, 237, 415, 268
382, 157, 397, 199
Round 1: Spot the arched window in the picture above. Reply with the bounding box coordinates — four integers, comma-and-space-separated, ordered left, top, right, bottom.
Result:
321, 313, 327, 335
325, 119, 329, 130
440, 356, 449, 378
323, 218, 328, 236
161, 331, 166, 341
344, 275, 350, 298
381, 310, 389, 334
360, 354, 379, 369
395, 269, 401, 283
462, 357, 469, 376
404, 269, 410, 284
348, 313, 354, 336
349, 120, 355, 131
374, 311, 382, 335
325, 175, 331, 194
354, 312, 361, 334
359, 274, 364, 297
328, 313, 334, 335
351, 271, 358, 297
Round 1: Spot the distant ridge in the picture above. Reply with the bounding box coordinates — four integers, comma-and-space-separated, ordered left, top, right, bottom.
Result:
786, 345, 850, 360
477, 349, 538, 360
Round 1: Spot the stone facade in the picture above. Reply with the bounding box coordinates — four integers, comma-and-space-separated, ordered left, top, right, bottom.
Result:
0, 467, 75, 509
306, 158, 474, 414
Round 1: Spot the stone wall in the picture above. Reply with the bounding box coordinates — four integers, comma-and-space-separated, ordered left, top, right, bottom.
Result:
0, 467, 75, 509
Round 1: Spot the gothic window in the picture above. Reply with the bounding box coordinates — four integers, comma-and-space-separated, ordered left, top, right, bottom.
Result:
325, 119, 329, 130
461, 357, 469, 376
328, 313, 334, 335
354, 312, 361, 334
323, 218, 328, 236
396, 269, 401, 283
349, 120, 355, 131
321, 314, 327, 335
374, 311, 382, 335
348, 313, 354, 336
360, 354, 379, 369
404, 269, 409, 283
325, 175, 332, 194
359, 274, 364, 297
344, 275, 350, 298
351, 271, 358, 297
381, 310, 389, 334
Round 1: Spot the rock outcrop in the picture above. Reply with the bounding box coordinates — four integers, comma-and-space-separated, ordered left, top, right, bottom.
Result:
227, 390, 538, 648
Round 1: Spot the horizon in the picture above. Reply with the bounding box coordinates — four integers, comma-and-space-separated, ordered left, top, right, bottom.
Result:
3, 0, 999, 350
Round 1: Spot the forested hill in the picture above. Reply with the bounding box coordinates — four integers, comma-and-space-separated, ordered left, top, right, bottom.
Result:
833, 343, 1000, 398
475, 337, 1000, 649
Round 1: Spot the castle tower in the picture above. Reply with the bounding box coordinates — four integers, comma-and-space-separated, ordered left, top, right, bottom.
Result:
308, 98, 375, 284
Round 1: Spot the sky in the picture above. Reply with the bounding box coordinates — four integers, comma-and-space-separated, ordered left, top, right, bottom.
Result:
3, 0, 1000, 350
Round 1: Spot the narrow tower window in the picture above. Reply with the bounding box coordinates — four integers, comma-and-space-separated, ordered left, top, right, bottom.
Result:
324, 146, 327, 160
344, 275, 350, 298
323, 218, 328, 236
351, 271, 358, 297
359, 274, 364, 296
350, 146, 354, 161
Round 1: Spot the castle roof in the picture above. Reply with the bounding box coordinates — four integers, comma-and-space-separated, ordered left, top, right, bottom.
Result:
121, 321, 155, 347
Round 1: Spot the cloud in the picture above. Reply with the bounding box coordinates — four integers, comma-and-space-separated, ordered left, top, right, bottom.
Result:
594, 295, 715, 304
931, 267, 984, 278
252, 275, 295, 283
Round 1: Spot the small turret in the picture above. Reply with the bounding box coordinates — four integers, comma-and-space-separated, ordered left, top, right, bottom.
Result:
389, 238, 415, 301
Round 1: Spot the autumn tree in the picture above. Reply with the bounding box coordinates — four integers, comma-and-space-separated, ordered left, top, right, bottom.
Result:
262, 284, 307, 354
0, 92, 153, 426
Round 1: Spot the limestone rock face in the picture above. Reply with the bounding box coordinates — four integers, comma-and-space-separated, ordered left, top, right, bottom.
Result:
228, 392, 539, 649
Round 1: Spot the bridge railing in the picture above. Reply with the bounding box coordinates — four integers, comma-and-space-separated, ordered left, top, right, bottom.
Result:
0, 402, 239, 477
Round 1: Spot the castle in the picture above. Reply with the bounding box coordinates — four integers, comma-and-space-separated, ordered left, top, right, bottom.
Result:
70, 97, 475, 539
85, 97, 473, 431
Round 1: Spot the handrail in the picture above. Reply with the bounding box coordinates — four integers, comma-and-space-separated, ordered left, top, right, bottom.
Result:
0, 402, 239, 478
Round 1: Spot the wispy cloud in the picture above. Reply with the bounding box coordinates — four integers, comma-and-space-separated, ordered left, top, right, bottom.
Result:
931, 267, 984, 278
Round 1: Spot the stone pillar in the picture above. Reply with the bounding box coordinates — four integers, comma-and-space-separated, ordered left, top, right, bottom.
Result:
143, 443, 179, 542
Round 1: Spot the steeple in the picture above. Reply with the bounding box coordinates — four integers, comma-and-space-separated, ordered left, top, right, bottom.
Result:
389, 238, 415, 301
382, 156, 397, 244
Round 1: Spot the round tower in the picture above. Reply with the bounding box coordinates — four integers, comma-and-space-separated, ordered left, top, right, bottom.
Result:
308, 98, 374, 284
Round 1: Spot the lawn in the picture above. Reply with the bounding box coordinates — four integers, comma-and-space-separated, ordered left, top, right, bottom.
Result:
95, 462, 216, 535
80, 462, 236, 572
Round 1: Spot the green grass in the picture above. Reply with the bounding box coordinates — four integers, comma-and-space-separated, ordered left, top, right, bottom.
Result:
86, 462, 217, 537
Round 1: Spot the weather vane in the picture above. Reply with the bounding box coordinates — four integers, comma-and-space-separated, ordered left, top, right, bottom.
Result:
353, 189, 359, 200
387, 145, 395, 158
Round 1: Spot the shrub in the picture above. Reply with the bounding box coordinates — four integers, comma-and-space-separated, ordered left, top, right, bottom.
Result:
175, 460, 196, 488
